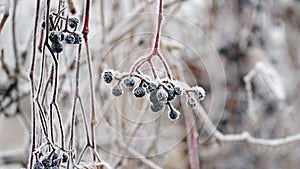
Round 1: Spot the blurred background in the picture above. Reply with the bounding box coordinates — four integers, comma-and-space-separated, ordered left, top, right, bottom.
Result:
1, 0, 300, 168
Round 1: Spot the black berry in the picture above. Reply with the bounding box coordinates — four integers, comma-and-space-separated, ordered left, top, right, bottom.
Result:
167, 90, 175, 101
134, 86, 145, 98
51, 42, 63, 53
168, 109, 179, 120
73, 32, 82, 44
65, 33, 75, 44
42, 157, 51, 167
112, 85, 123, 96
103, 71, 113, 84
173, 86, 182, 95
49, 31, 61, 42
62, 153, 69, 163
33, 161, 43, 169
150, 102, 164, 112
124, 77, 135, 87
68, 17, 79, 28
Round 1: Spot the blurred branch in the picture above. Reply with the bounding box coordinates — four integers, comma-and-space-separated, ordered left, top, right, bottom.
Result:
0, 0, 9, 33
197, 104, 300, 147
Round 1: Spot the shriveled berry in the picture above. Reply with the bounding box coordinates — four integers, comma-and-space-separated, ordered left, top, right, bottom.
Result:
168, 109, 180, 121
62, 153, 69, 163
133, 86, 145, 98
167, 90, 175, 101
112, 85, 123, 96
124, 77, 135, 87
173, 86, 182, 95
73, 32, 82, 44
65, 33, 75, 44
187, 97, 196, 108
150, 102, 164, 112
51, 42, 63, 53
68, 17, 79, 28
102, 71, 113, 84
33, 161, 43, 169
49, 31, 61, 42
156, 88, 168, 101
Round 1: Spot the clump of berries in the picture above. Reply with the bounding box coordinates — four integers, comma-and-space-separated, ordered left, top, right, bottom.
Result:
33, 152, 69, 169
42, 10, 82, 53
102, 69, 206, 121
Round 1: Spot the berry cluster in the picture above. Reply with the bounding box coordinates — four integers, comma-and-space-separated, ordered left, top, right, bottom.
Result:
42, 11, 82, 53
33, 152, 69, 169
102, 70, 206, 121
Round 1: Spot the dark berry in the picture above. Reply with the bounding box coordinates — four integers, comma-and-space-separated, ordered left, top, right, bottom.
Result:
52, 153, 59, 160
150, 102, 164, 112
65, 33, 75, 44
112, 85, 123, 96
49, 31, 61, 42
62, 153, 69, 163
147, 82, 158, 93
33, 161, 43, 169
73, 32, 82, 44
42, 157, 51, 167
60, 32, 65, 41
193, 87, 205, 101
68, 17, 79, 28
123, 77, 135, 87
133, 86, 145, 98
149, 91, 158, 103
41, 21, 46, 29
167, 90, 175, 101
173, 86, 182, 95
102, 71, 113, 84
51, 42, 63, 53
52, 159, 59, 167
168, 109, 180, 120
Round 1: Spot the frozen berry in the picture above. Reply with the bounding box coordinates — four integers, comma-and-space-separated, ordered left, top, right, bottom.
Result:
167, 90, 175, 101
193, 87, 205, 101
133, 86, 145, 98
112, 85, 123, 96
49, 31, 61, 42
33, 161, 43, 169
156, 88, 168, 101
147, 82, 158, 93
42, 157, 51, 167
102, 71, 113, 84
149, 91, 159, 103
168, 109, 180, 121
65, 33, 75, 44
173, 86, 182, 95
124, 77, 135, 87
73, 32, 82, 44
62, 153, 69, 163
187, 97, 196, 108
150, 102, 164, 112
51, 42, 63, 53
68, 17, 79, 28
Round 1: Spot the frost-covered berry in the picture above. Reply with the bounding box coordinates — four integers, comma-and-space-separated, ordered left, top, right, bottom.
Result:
51, 42, 63, 53
156, 88, 168, 101
193, 87, 205, 101
65, 33, 75, 44
42, 157, 51, 167
124, 77, 135, 87
52, 159, 59, 167
62, 153, 69, 163
173, 86, 182, 95
102, 71, 113, 84
167, 90, 175, 101
52, 152, 58, 160
73, 32, 82, 44
112, 85, 123, 96
34, 161, 43, 169
187, 97, 196, 108
147, 82, 158, 93
49, 31, 61, 42
134, 86, 145, 98
168, 109, 180, 121
150, 102, 164, 112
149, 91, 158, 103
68, 17, 79, 28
